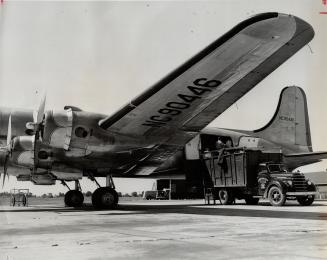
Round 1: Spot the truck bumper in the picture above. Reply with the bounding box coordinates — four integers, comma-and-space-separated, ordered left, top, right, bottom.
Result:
286, 191, 318, 196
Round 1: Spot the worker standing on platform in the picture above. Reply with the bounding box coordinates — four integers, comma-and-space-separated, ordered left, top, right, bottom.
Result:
216, 138, 225, 150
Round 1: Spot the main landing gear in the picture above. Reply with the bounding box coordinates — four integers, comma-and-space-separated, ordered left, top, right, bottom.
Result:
89, 175, 119, 209
62, 175, 119, 209
62, 180, 84, 207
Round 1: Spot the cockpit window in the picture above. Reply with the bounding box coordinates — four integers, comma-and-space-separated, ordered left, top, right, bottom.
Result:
268, 164, 286, 173
258, 165, 267, 172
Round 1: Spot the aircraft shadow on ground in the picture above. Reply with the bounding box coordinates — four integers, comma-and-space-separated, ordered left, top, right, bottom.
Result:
1, 202, 327, 221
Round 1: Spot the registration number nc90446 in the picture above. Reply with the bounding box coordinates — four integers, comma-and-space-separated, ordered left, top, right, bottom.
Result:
142, 78, 221, 128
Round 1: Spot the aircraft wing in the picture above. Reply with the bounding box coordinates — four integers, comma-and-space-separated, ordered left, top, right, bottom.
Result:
284, 152, 327, 171
99, 13, 314, 148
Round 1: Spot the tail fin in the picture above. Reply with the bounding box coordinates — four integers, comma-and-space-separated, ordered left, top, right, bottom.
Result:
253, 86, 312, 152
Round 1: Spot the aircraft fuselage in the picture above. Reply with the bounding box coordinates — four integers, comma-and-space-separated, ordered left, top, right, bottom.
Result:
0, 103, 315, 181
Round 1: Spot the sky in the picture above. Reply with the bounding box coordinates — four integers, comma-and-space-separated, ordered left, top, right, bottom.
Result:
0, 0, 326, 195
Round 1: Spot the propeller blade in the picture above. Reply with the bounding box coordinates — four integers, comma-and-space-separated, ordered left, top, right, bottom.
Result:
6, 115, 12, 147
2, 155, 8, 187
1, 115, 12, 187
33, 94, 46, 124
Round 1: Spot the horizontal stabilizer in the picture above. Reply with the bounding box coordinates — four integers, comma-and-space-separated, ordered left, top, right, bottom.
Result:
284, 152, 327, 170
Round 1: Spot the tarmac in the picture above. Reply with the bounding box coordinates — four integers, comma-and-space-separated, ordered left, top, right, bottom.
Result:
1, 198, 327, 260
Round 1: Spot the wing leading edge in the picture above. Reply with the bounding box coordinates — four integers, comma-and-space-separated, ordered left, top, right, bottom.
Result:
100, 13, 314, 149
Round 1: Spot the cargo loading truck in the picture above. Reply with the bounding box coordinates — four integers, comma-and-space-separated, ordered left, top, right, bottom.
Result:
203, 148, 317, 206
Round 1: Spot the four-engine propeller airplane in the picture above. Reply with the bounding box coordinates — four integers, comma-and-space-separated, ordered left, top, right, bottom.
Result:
0, 12, 323, 209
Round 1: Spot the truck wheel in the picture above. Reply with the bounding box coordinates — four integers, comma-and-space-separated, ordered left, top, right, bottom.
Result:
245, 197, 259, 205
297, 196, 315, 206
268, 186, 286, 206
218, 189, 234, 205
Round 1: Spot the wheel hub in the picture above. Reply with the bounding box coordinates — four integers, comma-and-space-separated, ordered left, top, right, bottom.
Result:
272, 191, 281, 202
71, 194, 81, 204
101, 192, 115, 206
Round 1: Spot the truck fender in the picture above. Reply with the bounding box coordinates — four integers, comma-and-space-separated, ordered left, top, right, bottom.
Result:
307, 183, 317, 192
263, 180, 287, 199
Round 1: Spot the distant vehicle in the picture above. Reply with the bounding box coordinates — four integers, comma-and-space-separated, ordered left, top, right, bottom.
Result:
203, 148, 317, 206
143, 190, 157, 200
156, 189, 170, 200
10, 189, 29, 207
143, 189, 170, 200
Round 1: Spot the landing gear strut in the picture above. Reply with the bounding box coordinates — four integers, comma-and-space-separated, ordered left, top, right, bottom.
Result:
90, 175, 119, 209
62, 180, 84, 207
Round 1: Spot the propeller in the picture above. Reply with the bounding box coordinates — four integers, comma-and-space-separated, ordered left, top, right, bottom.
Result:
34, 94, 46, 125
26, 94, 46, 139
27, 94, 47, 176
0, 115, 12, 187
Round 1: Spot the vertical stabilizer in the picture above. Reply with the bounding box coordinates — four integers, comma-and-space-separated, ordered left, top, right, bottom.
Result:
253, 86, 312, 152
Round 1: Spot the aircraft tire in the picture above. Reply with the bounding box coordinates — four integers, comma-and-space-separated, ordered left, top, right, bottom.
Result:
64, 190, 84, 207
297, 195, 315, 206
92, 187, 118, 209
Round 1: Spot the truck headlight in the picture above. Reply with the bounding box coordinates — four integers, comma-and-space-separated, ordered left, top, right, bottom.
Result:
287, 180, 292, 186
307, 181, 312, 186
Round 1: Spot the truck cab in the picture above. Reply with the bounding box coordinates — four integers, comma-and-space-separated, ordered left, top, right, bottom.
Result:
257, 162, 317, 206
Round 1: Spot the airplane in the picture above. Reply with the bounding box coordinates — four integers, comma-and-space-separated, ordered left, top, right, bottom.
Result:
0, 12, 319, 209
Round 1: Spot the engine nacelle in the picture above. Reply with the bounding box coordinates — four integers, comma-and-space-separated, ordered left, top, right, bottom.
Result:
43, 109, 73, 150
42, 108, 93, 157
11, 136, 35, 168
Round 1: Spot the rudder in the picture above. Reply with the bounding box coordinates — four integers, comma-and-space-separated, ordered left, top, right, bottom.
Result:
253, 86, 312, 152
